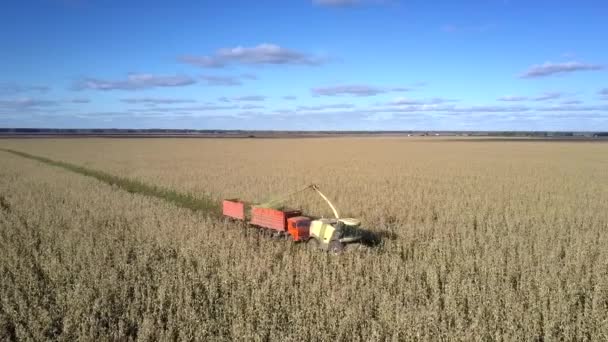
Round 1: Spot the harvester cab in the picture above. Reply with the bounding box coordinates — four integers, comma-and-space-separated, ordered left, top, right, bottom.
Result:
308, 218, 362, 251
306, 185, 362, 252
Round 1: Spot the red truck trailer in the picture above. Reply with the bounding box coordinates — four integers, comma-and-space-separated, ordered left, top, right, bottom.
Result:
222, 199, 311, 241
250, 206, 301, 231
222, 199, 245, 220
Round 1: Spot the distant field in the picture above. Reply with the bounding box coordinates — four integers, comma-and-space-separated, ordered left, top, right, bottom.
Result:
1, 138, 607, 340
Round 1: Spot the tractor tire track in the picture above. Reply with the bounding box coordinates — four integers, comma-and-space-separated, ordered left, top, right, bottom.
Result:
0, 148, 221, 217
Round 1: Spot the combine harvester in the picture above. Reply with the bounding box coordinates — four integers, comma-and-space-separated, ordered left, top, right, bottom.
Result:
223, 184, 363, 252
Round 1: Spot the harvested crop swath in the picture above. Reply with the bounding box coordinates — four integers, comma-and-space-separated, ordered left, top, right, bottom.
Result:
0, 148, 220, 216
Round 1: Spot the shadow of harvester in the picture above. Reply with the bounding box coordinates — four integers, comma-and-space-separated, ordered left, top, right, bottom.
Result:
350, 226, 399, 248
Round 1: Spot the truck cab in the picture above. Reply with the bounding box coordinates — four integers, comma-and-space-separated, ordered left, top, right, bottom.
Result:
287, 216, 311, 241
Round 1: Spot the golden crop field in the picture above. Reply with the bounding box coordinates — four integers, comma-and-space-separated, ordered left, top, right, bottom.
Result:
1, 137, 608, 341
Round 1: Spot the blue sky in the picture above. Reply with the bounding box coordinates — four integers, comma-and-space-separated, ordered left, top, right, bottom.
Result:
1, 0, 607, 130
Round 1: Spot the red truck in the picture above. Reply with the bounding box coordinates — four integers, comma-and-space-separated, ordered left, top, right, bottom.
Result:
222, 199, 311, 241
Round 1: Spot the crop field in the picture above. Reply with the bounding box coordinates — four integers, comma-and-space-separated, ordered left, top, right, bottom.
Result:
1, 137, 608, 341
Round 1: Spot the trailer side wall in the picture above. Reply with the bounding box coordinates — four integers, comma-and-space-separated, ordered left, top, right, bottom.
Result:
223, 199, 245, 220
250, 207, 301, 231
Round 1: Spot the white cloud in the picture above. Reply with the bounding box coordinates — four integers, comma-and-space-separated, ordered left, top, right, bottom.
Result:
498, 92, 564, 102
297, 104, 355, 111
200, 75, 242, 86
390, 97, 455, 105
179, 44, 326, 68
0, 97, 58, 109
232, 95, 266, 102
121, 98, 196, 105
200, 73, 258, 86
127, 105, 239, 113
0, 83, 49, 95
74, 73, 196, 91
241, 104, 265, 110
498, 96, 529, 102
312, 84, 408, 97
561, 100, 582, 105
69, 98, 91, 103
520, 61, 603, 78
533, 92, 563, 101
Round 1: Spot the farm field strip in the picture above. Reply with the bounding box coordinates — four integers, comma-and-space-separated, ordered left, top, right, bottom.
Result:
0, 148, 220, 216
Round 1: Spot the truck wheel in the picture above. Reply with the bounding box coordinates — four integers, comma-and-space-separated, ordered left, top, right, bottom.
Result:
271, 231, 286, 240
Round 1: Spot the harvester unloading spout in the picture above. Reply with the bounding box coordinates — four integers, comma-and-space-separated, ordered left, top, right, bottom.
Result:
309, 184, 361, 227
309, 184, 340, 219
